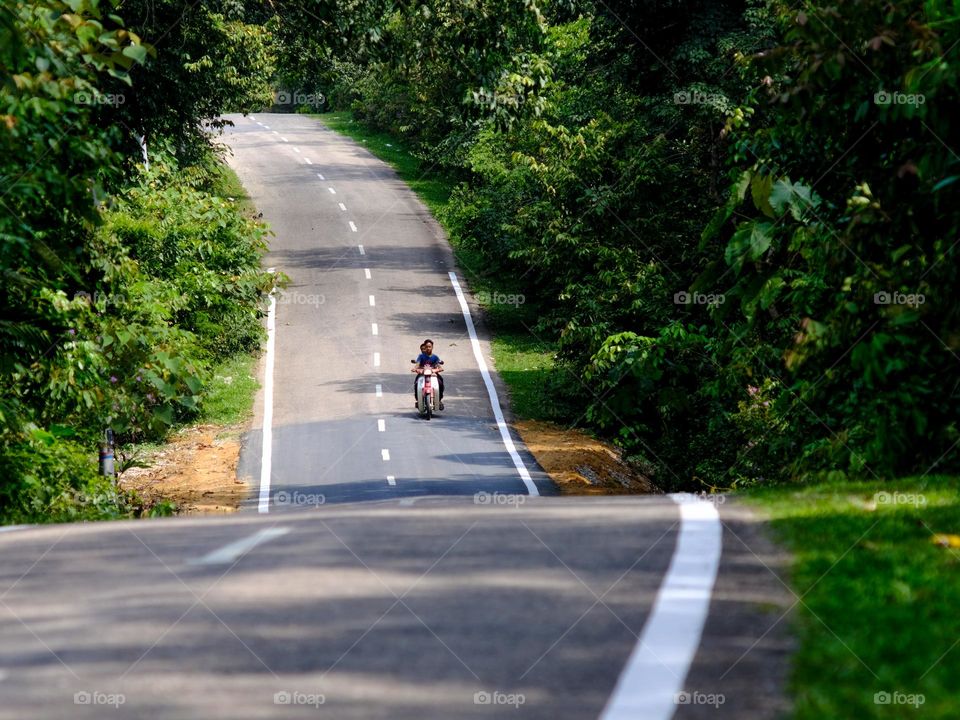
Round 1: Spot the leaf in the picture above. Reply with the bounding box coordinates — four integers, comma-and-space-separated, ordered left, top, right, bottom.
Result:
757, 276, 786, 309
725, 221, 774, 273
769, 179, 794, 217
751, 173, 775, 218
122, 44, 148, 64
769, 178, 820, 220
932, 175, 959, 192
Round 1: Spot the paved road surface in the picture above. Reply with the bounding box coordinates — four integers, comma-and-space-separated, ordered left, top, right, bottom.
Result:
221, 113, 551, 507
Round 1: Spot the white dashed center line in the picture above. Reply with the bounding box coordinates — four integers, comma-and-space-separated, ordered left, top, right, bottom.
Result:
349, 221, 358, 232
381, 449, 390, 461
281, 136, 289, 142
338, 203, 346, 211
292, 147, 300, 153
375, 384, 382, 397
373, 352, 381, 367
364, 268, 372, 279
369, 295, 376, 307
328, 187, 336, 194
372, 323, 379, 336
358, 244, 365, 255
387, 475, 396, 486
317, 173, 325, 180
377, 419, 386, 432
305, 158, 312, 164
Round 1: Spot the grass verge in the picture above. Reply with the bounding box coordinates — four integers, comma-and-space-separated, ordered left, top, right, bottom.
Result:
745, 475, 960, 719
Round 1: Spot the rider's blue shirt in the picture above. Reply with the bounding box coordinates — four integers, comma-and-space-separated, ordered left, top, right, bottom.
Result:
416, 353, 441, 366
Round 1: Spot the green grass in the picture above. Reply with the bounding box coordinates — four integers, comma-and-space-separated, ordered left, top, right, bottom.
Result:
745, 476, 960, 719
312, 110, 560, 421
211, 161, 258, 218
199, 352, 260, 426
491, 332, 557, 421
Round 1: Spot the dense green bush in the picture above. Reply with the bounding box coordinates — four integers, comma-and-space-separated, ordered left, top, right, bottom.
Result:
1, 0, 273, 523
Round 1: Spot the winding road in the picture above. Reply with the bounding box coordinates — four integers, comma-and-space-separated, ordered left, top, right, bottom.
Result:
0, 114, 791, 720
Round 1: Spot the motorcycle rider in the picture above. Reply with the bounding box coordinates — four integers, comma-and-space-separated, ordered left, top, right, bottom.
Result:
412, 338, 444, 410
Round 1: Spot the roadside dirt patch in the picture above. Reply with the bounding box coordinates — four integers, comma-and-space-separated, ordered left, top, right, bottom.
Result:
515, 420, 657, 495
119, 425, 250, 515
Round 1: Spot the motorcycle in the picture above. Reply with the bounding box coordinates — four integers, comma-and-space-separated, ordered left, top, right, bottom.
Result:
411, 359, 443, 419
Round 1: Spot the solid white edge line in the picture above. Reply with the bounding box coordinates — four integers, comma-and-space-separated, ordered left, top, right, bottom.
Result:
599, 494, 722, 720
258, 270, 278, 514
190, 527, 290, 565
387, 475, 396, 486
448, 271, 538, 495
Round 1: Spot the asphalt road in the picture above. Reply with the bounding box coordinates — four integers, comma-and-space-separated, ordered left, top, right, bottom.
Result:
0, 114, 792, 719
220, 113, 552, 507
0, 497, 789, 719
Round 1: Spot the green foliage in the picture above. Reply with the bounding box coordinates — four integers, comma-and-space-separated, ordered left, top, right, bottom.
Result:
704, 0, 960, 478
1, 0, 273, 523
101, 0, 275, 163
0, 429, 130, 523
